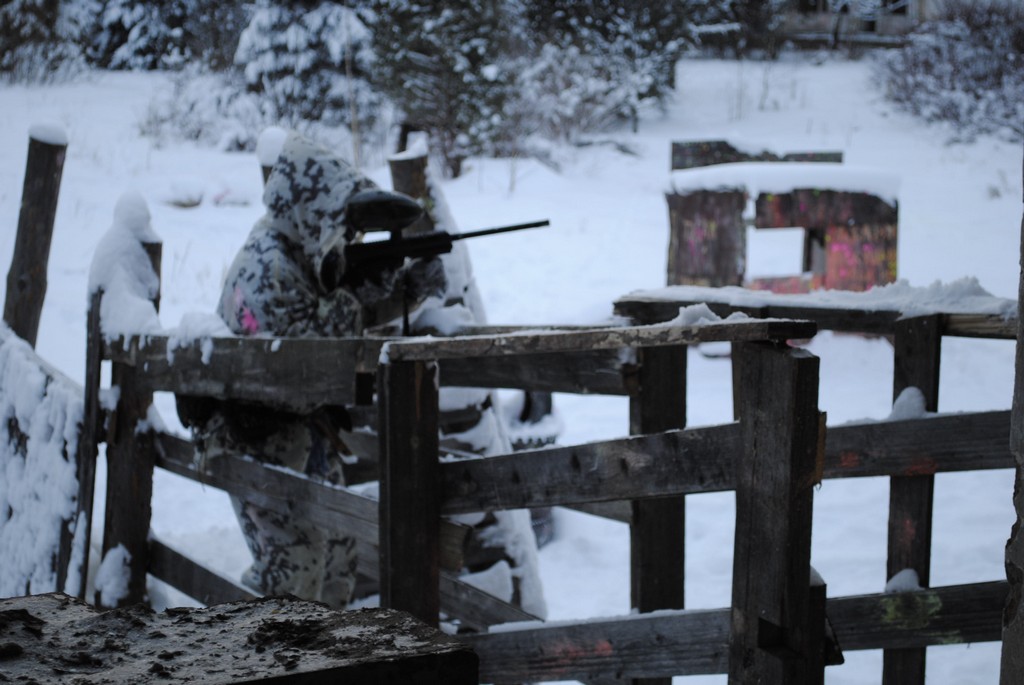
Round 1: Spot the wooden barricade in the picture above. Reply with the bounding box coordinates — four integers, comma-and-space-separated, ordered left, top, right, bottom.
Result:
666, 140, 898, 293
615, 288, 1016, 685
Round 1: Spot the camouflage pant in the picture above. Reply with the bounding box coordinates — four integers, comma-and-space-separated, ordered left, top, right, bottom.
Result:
196, 412, 358, 610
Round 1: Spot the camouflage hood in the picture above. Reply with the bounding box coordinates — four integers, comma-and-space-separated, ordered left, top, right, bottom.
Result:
262, 133, 376, 290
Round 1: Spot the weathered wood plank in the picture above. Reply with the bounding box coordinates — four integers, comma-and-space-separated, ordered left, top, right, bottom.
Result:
464, 608, 732, 682
58, 292, 102, 597
441, 349, 628, 395
438, 411, 1011, 516
824, 410, 1014, 478
943, 313, 1017, 339
830, 581, 1007, 651
440, 424, 740, 514
152, 431, 468, 579
885, 314, 941, 685
614, 295, 1018, 340
4, 133, 67, 348
463, 581, 1004, 683
730, 342, 821, 684
629, 345, 687, 685
103, 335, 381, 411
440, 571, 541, 634
379, 360, 442, 625
149, 538, 258, 605
384, 320, 817, 362
614, 295, 902, 334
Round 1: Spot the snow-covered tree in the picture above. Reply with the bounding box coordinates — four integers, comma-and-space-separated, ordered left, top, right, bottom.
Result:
86, 0, 190, 70
234, 1, 383, 155
878, 0, 1024, 143
363, 0, 513, 177
0, 0, 93, 81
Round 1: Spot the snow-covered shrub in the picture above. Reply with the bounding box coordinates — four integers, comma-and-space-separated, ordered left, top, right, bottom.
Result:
140, 64, 383, 156
0, 0, 91, 82
877, 0, 1024, 142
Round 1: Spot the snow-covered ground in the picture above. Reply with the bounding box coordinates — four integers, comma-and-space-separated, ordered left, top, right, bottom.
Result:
1, 55, 1021, 684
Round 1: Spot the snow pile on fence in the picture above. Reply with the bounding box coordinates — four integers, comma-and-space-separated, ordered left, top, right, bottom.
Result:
629, 277, 1017, 319
0, 323, 84, 598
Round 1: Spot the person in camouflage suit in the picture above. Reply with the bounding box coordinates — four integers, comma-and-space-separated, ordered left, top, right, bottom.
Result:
179, 132, 445, 609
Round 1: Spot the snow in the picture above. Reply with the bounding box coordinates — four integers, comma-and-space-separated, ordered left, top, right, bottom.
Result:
94, 543, 131, 608
0, 324, 84, 598
29, 123, 68, 146
1, 56, 1020, 683
630, 277, 1017, 319
885, 568, 924, 593
256, 125, 287, 167
888, 387, 928, 421
669, 161, 902, 207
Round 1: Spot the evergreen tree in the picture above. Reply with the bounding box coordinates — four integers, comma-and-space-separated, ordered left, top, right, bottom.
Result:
86, 0, 191, 70
234, 0, 382, 153
0, 0, 92, 81
364, 0, 512, 177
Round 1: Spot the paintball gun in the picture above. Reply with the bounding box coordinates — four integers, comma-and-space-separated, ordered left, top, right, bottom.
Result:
320, 189, 549, 291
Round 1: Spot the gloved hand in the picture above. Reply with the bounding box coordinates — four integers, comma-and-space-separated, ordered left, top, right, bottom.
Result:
403, 256, 448, 303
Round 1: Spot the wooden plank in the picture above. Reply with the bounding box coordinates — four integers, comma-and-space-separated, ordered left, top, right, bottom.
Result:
463, 607, 732, 682
4, 132, 67, 348
439, 410, 1011, 517
564, 501, 633, 523
943, 313, 1017, 339
379, 360, 442, 625
829, 581, 1007, 651
439, 423, 740, 514
148, 538, 258, 605
823, 410, 1014, 477
665, 190, 747, 287
463, 581, 1005, 683
439, 571, 541, 634
58, 291, 102, 597
152, 431, 469, 579
103, 335, 380, 411
385, 319, 817, 362
885, 314, 941, 685
441, 349, 628, 395
730, 342, 821, 684
629, 345, 688, 685
613, 295, 901, 335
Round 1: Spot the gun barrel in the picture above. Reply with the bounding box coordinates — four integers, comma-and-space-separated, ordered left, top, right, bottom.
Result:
451, 220, 550, 242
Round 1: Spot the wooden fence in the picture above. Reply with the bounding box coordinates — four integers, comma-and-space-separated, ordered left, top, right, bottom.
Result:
616, 289, 1016, 685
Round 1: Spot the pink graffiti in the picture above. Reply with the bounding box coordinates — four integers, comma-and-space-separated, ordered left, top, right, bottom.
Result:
233, 286, 260, 334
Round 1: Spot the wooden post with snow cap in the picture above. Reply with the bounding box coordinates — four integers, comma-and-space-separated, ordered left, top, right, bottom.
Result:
4, 126, 67, 348
96, 193, 163, 608
883, 314, 941, 685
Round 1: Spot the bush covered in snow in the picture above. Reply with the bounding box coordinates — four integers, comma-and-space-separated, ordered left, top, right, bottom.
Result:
877, 0, 1024, 142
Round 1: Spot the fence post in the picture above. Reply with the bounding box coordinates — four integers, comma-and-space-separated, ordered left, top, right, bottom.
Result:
629, 344, 687, 685
1002, 160, 1024, 683
884, 314, 941, 685
379, 357, 441, 625
4, 128, 67, 348
98, 239, 161, 607
729, 341, 822, 684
